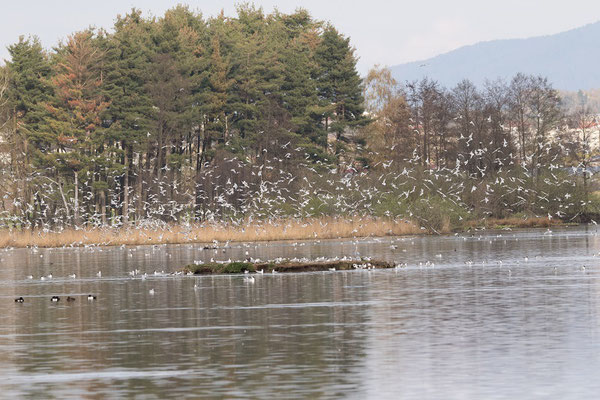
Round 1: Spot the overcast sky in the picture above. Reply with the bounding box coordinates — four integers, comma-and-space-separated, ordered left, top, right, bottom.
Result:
2, 0, 600, 74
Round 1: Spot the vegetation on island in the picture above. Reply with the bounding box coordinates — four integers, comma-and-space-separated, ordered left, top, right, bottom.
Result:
183, 259, 395, 275
0, 4, 598, 247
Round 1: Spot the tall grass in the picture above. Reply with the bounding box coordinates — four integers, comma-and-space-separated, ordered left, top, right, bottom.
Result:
0, 217, 425, 248
465, 216, 557, 229
0, 214, 567, 249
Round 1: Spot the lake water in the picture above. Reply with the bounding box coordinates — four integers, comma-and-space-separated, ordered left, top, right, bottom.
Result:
1, 226, 600, 399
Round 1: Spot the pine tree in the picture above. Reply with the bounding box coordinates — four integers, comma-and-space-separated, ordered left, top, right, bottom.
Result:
6, 36, 53, 155
5, 36, 53, 225
44, 30, 109, 224
101, 9, 153, 224
278, 12, 327, 160
230, 5, 288, 156
193, 16, 234, 217
314, 26, 367, 150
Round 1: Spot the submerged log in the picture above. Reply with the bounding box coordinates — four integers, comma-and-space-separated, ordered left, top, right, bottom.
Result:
183, 259, 395, 275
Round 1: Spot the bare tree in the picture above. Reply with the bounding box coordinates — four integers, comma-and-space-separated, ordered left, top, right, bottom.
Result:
362, 66, 413, 164
508, 73, 532, 166
568, 91, 598, 197
528, 76, 562, 174
452, 79, 485, 176
406, 78, 443, 167
483, 79, 514, 174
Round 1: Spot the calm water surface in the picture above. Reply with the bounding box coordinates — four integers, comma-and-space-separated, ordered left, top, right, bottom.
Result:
1, 226, 600, 399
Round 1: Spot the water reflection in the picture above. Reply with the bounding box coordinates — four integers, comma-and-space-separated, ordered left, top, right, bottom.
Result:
2, 227, 600, 398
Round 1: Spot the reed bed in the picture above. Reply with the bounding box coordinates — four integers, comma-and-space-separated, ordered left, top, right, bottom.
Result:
465, 216, 558, 229
0, 216, 565, 249
0, 217, 424, 248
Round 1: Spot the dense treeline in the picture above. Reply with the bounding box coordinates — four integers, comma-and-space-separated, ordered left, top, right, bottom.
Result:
0, 5, 597, 232
0, 5, 368, 227
363, 67, 596, 176
359, 67, 599, 225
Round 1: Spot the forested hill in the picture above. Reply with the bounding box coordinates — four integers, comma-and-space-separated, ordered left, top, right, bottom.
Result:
390, 21, 600, 91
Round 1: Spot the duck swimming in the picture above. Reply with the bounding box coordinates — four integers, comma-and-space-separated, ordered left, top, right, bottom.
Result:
51, 296, 60, 302
87, 295, 97, 300
14, 297, 24, 303
66, 296, 76, 302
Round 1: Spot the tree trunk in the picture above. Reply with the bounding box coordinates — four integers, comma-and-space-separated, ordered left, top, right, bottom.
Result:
136, 153, 143, 222
100, 190, 106, 225
123, 149, 129, 225
74, 171, 79, 226
194, 129, 211, 219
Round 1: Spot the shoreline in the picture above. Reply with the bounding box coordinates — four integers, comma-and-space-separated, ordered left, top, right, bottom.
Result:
0, 216, 566, 249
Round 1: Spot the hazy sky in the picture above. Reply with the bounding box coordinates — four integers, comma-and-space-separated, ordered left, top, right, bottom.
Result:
2, 0, 600, 73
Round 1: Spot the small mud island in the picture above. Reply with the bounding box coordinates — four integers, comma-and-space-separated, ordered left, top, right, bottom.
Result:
183, 259, 397, 275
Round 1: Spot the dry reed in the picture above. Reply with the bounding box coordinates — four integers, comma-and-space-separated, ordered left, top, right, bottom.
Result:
465, 216, 558, 229
0, 217, 425, 248
0, 215, 563, 249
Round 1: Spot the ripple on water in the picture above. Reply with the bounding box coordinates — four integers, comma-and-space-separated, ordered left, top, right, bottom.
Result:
1, 226, 600, 398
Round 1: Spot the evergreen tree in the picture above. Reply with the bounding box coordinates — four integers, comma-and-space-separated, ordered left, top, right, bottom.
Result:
0, 7, 383, 227
6, 36, 53, 155
5, 36, 53, 225
314, 26, 367, 150
44, 30, 109, 224
101, 9, 153, 223
278, 11, 327, 160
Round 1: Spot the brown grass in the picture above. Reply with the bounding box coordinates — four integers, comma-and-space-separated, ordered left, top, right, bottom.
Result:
1, 215, 563, 249
464, 216, 559, 230
0, 217, 425, 248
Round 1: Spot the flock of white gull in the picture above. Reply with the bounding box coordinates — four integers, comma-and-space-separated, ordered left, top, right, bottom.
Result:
9, 229, 596, 304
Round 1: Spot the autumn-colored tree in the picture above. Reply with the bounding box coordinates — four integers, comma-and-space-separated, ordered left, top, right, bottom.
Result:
44, 30, 109, 224
362, 66, 413, 165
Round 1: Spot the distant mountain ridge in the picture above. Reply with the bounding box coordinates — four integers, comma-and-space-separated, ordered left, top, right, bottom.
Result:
390, 22, 600, 91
